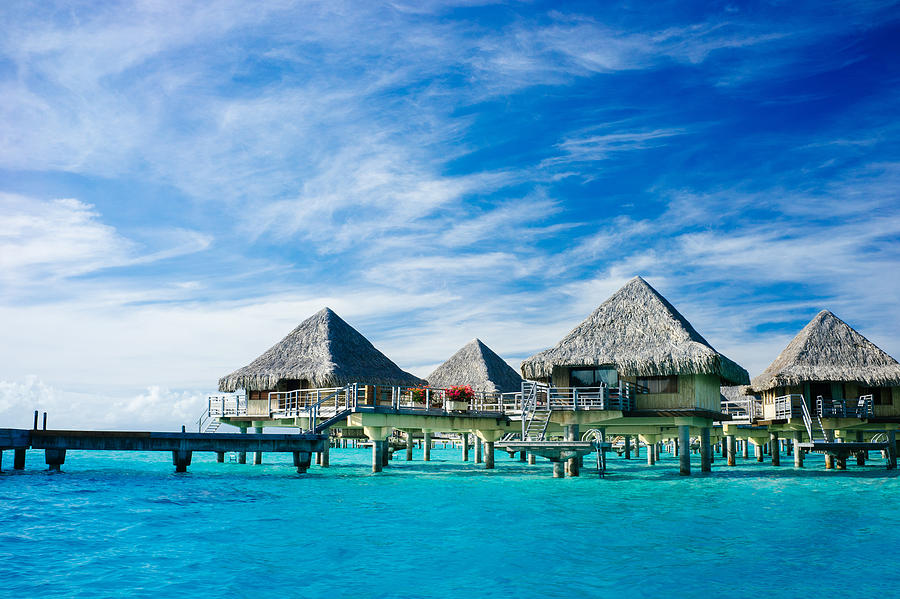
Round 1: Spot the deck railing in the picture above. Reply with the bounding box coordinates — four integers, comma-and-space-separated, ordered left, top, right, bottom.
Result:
816, 395, 874, 418
721, 396, 763, 422
206, 393, 248, 418
772, 394, 805, 420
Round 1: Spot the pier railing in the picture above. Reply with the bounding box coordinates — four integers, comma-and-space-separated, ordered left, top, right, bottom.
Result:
771, 394, 805, 420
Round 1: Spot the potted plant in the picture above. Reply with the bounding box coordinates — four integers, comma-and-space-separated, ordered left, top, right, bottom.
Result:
446, 385, 474, 412
410, 385, 441, 409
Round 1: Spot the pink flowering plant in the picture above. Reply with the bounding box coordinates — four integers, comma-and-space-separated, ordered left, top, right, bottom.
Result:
446, 385, 475, 403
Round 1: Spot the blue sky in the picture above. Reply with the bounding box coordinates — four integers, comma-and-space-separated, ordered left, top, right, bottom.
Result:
1, 1, 899, 429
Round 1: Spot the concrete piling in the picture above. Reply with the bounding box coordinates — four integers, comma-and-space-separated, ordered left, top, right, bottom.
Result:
527, 453, 535, 465
474, 437, 482, 464
172, 449, 192, 473
856, 431, 866, 466
565, 425, 579, 477
484, 441, 495, 469
216, 451, 225, 463
45, 448, 66, 471
238, 426, 247, 464
624, 435, 631, 459
678, 425, 690, 476
254, 426, 264, 465
552, 460, 565, 478
770, 432, 780, 466
726, 435, 735, 466
462, 433, 469, 461
700, 428, 711, 473
293, 451, 312, 474
321, 440, 330, 467
14, 448, 26, 470
794, 430, 804, 468
423, 432, 432, 461
742, 439, 749, 459
372, 440, 385, 473
406, 431, 414, 461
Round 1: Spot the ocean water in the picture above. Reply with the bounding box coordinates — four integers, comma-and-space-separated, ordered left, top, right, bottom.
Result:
2, 446, 899, 598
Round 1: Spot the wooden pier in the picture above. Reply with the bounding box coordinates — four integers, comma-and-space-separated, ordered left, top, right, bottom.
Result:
0, 428, 325, 473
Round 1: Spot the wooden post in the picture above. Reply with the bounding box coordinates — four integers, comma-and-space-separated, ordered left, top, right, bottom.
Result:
406, 431, 414, 461
678, 425, 690, 476
293, 451, 311, 474
552, 460, 565, 478
726, 435, 735, 466
566, 425, 579, 477
474, 437, 482, 464
770, 432, 780, 466
794, 430, 804, 468
624, 435, 631, 459
14, 448, 26, 470
700, 428, 711, 473
423, 432, 432, 461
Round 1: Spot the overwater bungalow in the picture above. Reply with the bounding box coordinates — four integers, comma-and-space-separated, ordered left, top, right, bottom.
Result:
517, 276, 750, 474
748, 310, 900, 467
218, 307, 421, 419
425, 338, 523, 394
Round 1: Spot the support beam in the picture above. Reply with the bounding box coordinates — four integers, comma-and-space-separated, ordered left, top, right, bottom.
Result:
527, 453, 535, 465
423, 431, 432, 461
678, 425, 690, 476
856, 430, 866, 466
14, 448, 26, 470
552, 460, 565, 478
254, 426, 264, 465
462, 433, 469, 462
742, 439, 749, 459
794, 430, 804, 468
382, 443, 390, 467
755, 441, 763, 462
372, 440, 385, 473
172, 449, 191, 473
45, 448, 66, 471
293, 451, 311, 474
321, 439, 330, 467
484, 441, 495, 469
726, 435, 736, 467
700, 428, 711, 473
624, 435, 631, 460
474, 437, 482, 464
565, 424, 579, 477
647, 442, 655, 466
406, 431, 414, 461
770, 432, 780, 466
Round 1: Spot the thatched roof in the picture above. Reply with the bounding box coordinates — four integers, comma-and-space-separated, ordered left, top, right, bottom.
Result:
218, 307, 422, 391
720, 385, 758, 403
751, 310, 900, 392
520, 276, 749, 385
425, 338, 523, 393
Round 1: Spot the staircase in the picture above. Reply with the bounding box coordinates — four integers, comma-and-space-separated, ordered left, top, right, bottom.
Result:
799, 397, 830, 443
523, 404, 551, 441
314, 409, 352, 434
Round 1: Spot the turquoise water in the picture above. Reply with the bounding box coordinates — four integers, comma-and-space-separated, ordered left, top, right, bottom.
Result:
3, 447, 900, 598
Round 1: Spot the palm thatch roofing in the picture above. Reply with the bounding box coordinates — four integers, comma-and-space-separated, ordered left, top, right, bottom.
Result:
425, 338, 523, 393
218, 307, 422, 391
720, 385, 758, 403
750, 310, 900, 392
520, 276, 749, 385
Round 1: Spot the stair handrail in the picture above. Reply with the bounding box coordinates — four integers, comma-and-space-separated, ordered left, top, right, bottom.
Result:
799, 395, 815, 440
521, 381, 539, 440
305, 384, 355, 433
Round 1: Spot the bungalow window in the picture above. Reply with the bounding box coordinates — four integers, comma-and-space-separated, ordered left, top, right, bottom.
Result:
569, 367, 618, 388
636, 375, 678, 394
809, 382, 832, 400
860, 386, 891, 406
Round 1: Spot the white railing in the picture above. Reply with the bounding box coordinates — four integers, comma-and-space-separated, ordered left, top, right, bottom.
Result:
207, 393, 247, 417
773, 394, 804, 420
721, 396, 763, 422
543, 384, 637, 411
